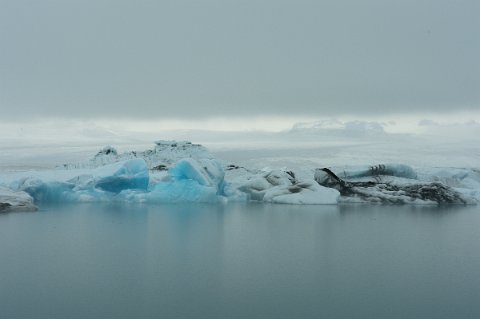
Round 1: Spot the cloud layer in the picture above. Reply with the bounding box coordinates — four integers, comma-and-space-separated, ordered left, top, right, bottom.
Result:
1, 0, 478, 119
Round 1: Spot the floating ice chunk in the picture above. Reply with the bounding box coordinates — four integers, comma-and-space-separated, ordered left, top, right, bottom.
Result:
0, 186, 37, 211
14, 158, 226, 204
17, 177, 111, 203
235, 169, 338, 204
16, 159, 148, 202
95, 159, 149, 193
18, 178, 75, 202
315, 167, 471, 204
263, 182, 340, 205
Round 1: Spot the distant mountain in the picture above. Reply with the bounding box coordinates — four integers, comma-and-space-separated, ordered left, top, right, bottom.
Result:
289, 120, 386, 137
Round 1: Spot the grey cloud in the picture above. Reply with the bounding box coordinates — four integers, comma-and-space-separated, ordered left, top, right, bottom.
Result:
0, 0, 479, 119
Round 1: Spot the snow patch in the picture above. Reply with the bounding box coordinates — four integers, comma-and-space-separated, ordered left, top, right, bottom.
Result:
61, 141, 211, 169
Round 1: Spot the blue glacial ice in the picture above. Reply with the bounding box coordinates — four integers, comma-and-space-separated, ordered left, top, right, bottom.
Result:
95, 159, 149, 193
15, 159, 149, 203
14, 158, 228, 204
132, 158, 227, 203
18, 179, 76, 203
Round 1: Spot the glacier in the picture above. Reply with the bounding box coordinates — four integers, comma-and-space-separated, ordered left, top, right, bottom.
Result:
1, 141, 479, 210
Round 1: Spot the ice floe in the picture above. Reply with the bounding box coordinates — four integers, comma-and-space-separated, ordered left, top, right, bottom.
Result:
0, 186, 36, 212
315, 166, 477, 204
0, 141, 479, 208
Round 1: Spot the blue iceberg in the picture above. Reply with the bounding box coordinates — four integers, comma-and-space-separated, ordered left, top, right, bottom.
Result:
16, 158, 227, 204
17, 159, 149, 203
95, 159, 149, 193
136, 158, 227, 203
18, 178, 75, 203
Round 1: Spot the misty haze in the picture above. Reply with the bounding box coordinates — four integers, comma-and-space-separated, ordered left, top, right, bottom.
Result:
1, 1, 479, 318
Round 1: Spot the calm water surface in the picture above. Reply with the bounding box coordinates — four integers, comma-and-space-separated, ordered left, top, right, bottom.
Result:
1, 203, 479, 319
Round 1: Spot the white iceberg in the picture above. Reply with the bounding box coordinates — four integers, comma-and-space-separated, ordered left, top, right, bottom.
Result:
263, 182, 339, 205
0, 186, 37, 212
236, 169, 339, 204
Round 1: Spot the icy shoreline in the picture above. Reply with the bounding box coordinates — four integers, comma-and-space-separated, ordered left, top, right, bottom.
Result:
1, 141, 479, 211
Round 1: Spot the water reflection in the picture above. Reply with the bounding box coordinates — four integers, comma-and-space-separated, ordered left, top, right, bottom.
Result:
0, 203, 479, 319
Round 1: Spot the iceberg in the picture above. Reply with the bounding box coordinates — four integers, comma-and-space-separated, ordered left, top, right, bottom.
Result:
315, 167, 472, 204
16, 159, 149, 203
13, 157, 227, 204
237, 169, 340, 204
17, 178, 75, 203
0, 186, 37, 212
1, 141, 478, 207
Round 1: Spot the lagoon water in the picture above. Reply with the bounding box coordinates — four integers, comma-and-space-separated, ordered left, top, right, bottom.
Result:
1, 203, 480, 319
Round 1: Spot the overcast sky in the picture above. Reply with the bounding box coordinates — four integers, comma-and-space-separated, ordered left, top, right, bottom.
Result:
0, 0, 478, 120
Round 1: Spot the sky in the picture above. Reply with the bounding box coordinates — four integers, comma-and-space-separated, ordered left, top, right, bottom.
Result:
1, 0, 478, 125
